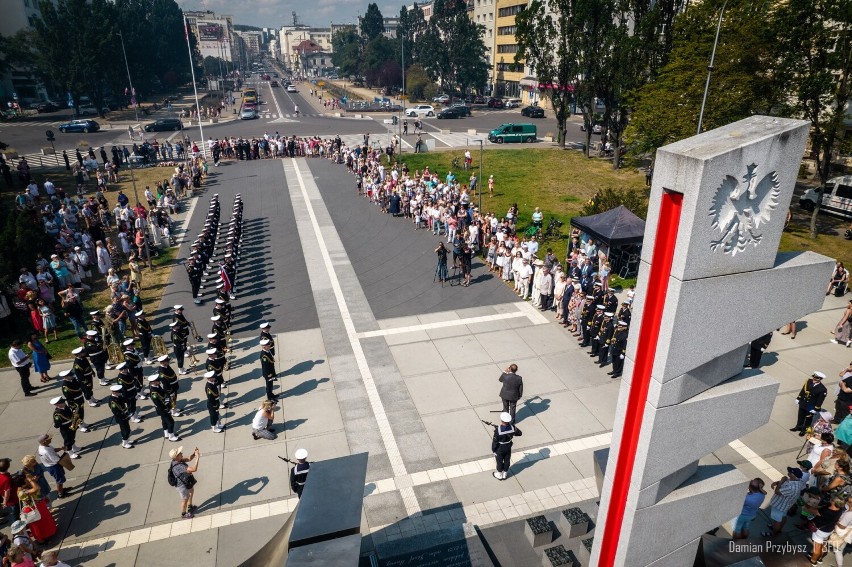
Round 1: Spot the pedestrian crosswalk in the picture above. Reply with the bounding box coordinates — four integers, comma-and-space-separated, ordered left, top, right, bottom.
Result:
7, 151, 65, 168
258, 112, 323, 120
0, 119, 61, 128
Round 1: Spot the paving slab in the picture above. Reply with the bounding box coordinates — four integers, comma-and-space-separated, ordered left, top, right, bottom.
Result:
404, 371, 471, 415
475, 329, 536, 361
449, 470, 524, 505
513, 454, 584, 492
390, 342, 449, 376
422, 409, 493, 464
433, 335, 494, 369
452, 363, 505, 407
531, 390, 607, 441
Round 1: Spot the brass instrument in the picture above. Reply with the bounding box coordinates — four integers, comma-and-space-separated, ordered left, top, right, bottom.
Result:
107, 343, 123, 366
70, 408, 81, 431
170, 393, 178, 412
189, 320, 202, 342
152, 335, 168, 358
187, 342, 199, 366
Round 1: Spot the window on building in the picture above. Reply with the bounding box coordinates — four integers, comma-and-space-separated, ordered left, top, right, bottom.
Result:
497, 44, 519, 53
497, 25, 515, 35
498, 4, 526, 17
497, 62, 522, 72
489, 13, 493, 19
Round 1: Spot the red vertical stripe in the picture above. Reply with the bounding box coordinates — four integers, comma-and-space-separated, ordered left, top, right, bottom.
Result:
598, 190, 683, 567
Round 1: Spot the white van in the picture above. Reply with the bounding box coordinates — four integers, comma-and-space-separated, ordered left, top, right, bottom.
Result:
799, 176, 852, 219
504, 98, 522, 109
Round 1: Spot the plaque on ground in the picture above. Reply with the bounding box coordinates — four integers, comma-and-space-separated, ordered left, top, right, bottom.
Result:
525, 515, 554, 547
380, 540, 471, 567
559, 508, 591, 539
542, 545, 578, 567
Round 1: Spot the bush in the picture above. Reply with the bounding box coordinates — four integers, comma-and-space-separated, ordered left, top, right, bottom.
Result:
580, 187, 649, 219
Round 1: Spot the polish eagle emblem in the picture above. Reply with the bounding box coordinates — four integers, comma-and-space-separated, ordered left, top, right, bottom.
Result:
708, 163, 780, 256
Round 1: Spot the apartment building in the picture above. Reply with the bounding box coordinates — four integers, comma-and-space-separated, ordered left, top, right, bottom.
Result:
469, 0, 496, 94
492, 0, 526, 98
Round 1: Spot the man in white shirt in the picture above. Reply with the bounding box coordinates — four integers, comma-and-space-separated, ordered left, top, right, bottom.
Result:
518, 258, 533, 299
8, 340, 36, 396
44, 179, 56, 197
527, 235, 540, 256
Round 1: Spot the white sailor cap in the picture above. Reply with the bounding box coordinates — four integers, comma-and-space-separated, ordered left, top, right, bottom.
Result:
204, 371, 216, 379
596, 304, 605, 310
225, 253, 232, 258
169, 322, 178, 327
147, 375, 161, 383
259, 322, 270, 329
813, 371, 827, 380
210, 315, 221, 321
205, 348, 217, 355
135, 310, 145, 317
260, 339, 271, 346
58, 370, 71, 377
604, 312, 613, 317
116, 362, 127, 370
215, 299, 225, 304
216, 283, 225, 289
122, 338, 134, 346
294, 448, 308, 460
86, 330, 98, 336
207, 333, 217, 339
89, 311, 100, 316
500, 412, 512, 423
50, 396, 65, 405
71, 347, 84, 355
173, 304, 184, 310
110, 385, 123, 392
617, 320, 628, 326
157, 355, 170, 362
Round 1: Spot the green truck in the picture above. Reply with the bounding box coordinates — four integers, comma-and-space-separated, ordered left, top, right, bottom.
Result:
488, 123, 537, 143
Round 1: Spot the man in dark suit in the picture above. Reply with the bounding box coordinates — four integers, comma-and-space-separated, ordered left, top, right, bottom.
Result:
791, 371, 828, 435
498, 364, 523, 422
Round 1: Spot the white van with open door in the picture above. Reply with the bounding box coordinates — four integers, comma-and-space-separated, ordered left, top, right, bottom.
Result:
799, 176, 852, 219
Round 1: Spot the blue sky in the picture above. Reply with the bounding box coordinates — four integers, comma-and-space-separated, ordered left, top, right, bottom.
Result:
177, 0, 403, 29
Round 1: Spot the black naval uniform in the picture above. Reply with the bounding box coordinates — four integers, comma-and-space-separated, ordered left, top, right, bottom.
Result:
123, 347, 144, 393
260, 329, 275, 356
109, 393, 132, 443
579, 304, 597, 347
492, 422, 522, 476
172, 323, 189, 370
85, 335, 108, 383
159, 363, 180, 415
137, 317, 153, 361
72, 354, 97, 403
61, 375, 87, 427
187, 259, 203, 300
290, 462, 310, 498
117, 370, 139, 418
596, 317, 615, 365
793, 378, 828, 432
53, 404, 78, 451
261, 348, 276, 401
205, 379, 221, 428
609, 325, 629, 378
149, 383, 175, 436
588, 311, 606, 354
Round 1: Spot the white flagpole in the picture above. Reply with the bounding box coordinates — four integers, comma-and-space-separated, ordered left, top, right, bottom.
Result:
184, 16, 207, 158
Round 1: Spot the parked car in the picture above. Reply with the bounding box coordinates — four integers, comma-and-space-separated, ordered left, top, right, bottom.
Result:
143, 118, 183, 132
262, 74, 271, 80
521, 105, 545, 118
504, 98, 522, 109
448, 103, 471, 117
286, 85, 297, 93
433, 94, 450, 104
488, 123, 537, 143
799, 175, 852, 218
270, 80, 279, 87
36, 102, 59, 113
405, 104, 435, 117
77, 104, 108, 116
437, 107, 462, 119
240, 108, 257, 120
579, 123, 604, 134
487, 97, 505, 109
58, 119, 100, 133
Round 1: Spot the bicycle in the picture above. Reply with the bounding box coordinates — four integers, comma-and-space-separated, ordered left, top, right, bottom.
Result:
451, 157, 461, 170
544, 217, 563, 240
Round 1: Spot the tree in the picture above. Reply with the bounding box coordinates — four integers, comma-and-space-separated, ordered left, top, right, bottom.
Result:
773, 0, 852, 239
332, 28, 363, 78
624, 0, 776, 157
399, 3, 429, 70
422, 0, 488, 94
30, 0, 118, 116
406, 64, 432, 100
362, 36, 397, 87
361, 3, 386, 42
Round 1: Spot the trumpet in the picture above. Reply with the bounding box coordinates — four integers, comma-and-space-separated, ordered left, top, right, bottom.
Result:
107, 343, 123, 366
152, 335, 168, 358
189, 320, 202, 342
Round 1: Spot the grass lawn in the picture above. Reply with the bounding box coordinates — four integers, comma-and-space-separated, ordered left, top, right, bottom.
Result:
397, 147, 851, 286
0, 163, 186, 367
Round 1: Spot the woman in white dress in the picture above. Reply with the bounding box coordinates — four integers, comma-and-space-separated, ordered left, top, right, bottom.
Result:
96, 241, 111, 276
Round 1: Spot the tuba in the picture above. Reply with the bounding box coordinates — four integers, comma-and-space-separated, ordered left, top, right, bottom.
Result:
70, 408, 82, 431
107, 342, 123, 367
152, 335, 168, 358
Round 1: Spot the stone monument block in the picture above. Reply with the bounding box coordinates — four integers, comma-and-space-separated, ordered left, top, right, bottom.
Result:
634, 461, 698, 510
525, 515, 554, 548
615, 465, 745, 567
593, 448, 609, 494
542, 545, 578, 567
646, 537, 701, 567
630, 372, 778, 491
640, 116, 810, 281
625, 252, 834, 382
578, 538, 594, 566
558, 508, 591, 538
644, 345, 748, 409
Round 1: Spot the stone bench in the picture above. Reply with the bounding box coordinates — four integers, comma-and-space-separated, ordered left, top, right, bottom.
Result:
542, 545, 578, 567
525, 515, 554, 548
559, 507, 591, 538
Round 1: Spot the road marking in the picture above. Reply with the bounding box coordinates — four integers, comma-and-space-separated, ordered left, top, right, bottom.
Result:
172, 193, 199, 248
285, 158, 421, 517
357, 304, 545, 340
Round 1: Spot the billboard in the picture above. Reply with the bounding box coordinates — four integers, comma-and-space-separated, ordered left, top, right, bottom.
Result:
198, 21, 224, 41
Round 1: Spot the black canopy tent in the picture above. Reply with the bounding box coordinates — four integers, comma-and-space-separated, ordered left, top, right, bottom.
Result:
569, 205, 646, 248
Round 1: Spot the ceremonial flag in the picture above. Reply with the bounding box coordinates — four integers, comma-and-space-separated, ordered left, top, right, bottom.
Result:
219, 264, 232, 292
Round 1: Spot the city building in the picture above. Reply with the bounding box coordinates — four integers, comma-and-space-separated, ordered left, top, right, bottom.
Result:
0, 0, 50, 105
236, 30, 263, 57
468, 0, 496, 95
404, 2, 434, 21
492, 0, 526, 99
278, 26, 333, 72
184, 10, 236, 63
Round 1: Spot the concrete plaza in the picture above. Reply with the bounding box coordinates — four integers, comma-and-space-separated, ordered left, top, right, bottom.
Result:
0, 155, 845, 566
